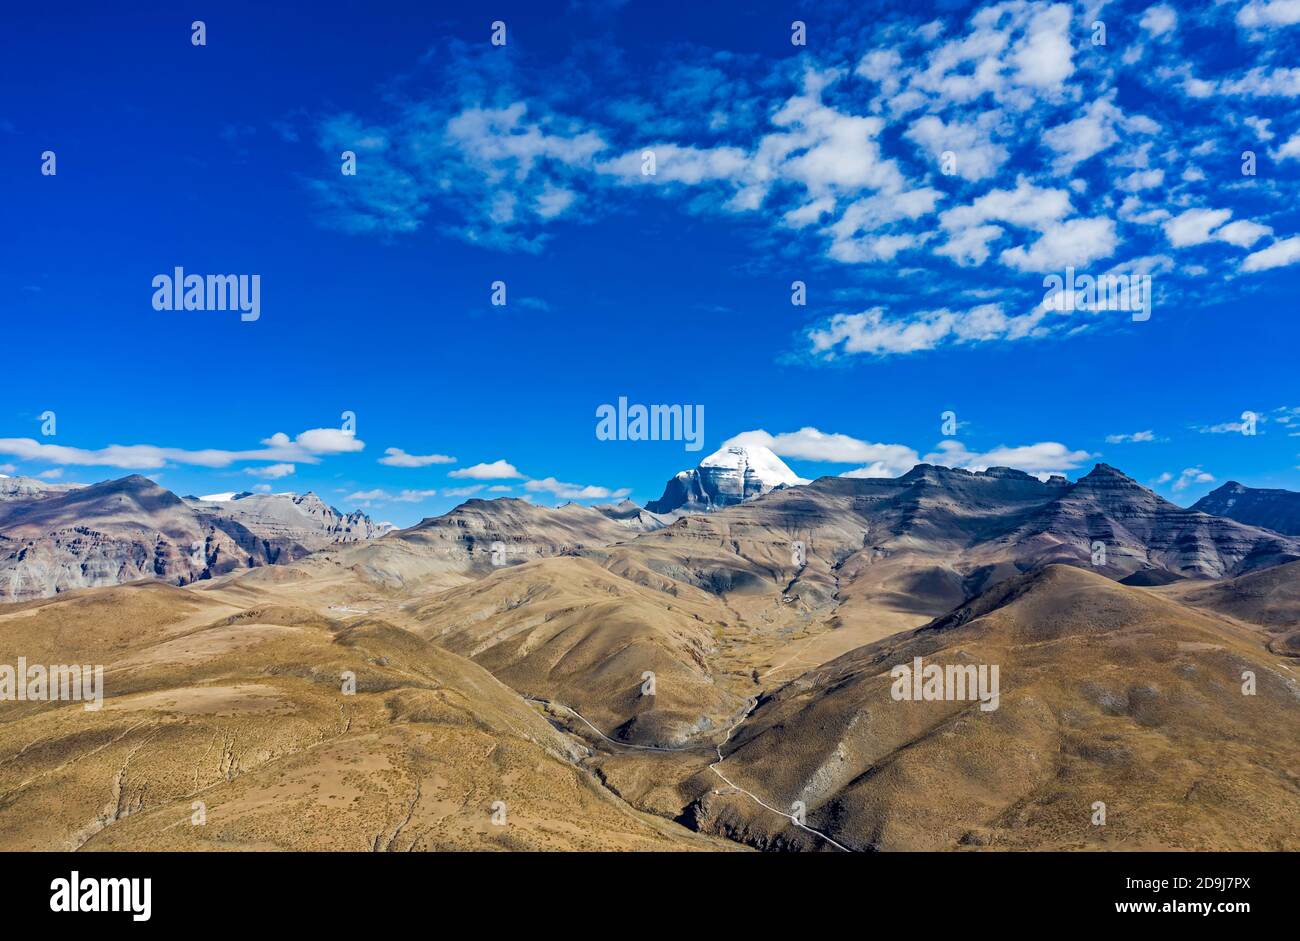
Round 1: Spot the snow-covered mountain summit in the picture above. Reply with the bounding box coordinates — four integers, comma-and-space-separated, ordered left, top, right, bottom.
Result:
646, 445, 803, 514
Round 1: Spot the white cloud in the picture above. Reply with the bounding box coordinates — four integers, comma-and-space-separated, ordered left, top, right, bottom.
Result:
245, 463, 296, 479
379, 447, 456, 467
1273, 130, 1300, 160
1105, 430, 1157, 444
1242, 235, 1300, 271
599, 142, 749, 185
1161, 208, 1270, 249
924, 439, 1093, 476
1000, 216, 1118, 272
1171, 466, 1215, 492
395, 489, 439, 502
344, 487, 438, 504
269, 428, 364, 457
448, 460, 524, 480
523, 477, 632, 500
935, 223, 1006, 266
855, 49, 903, 95
37, 468, 64, 480
601, 69, 909, 240
0, 427, 363, 470
1140, 4, 1178, 37
346, 489, 391, 502
723, 427, 919, 476
904, 114, 1008, 181
938, 179, 1114, 270
1198, 413, 1263, 433
1043, 97, 1121, 171
1117, 168, 1165, 192
941, 178, 1072, 233
1011, 3, 1075, 88
808, 303, 1048, 358
1245, 116, 1275, 141
1237, 0, 1300, 30
1216, 219, 1272, 248
447, 102, 606, 177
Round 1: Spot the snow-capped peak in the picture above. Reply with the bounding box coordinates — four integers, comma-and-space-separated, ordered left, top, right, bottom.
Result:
698, 445, 802, 487
646, 445, 803, 515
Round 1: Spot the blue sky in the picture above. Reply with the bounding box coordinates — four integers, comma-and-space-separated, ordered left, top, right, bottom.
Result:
3, 0, 1299, 525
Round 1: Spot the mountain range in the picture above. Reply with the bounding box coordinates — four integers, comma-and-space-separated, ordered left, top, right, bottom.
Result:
0, 475, 387, 601
1192, 481, 1300, 537
0, 452, 1296, 852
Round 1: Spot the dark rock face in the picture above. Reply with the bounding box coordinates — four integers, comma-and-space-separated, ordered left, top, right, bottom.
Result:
1192, 481, 1300, 536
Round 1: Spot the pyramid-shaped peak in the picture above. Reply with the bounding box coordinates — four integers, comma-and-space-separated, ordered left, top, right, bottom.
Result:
647, 445, 801, 514
1080, 463, 1139, 482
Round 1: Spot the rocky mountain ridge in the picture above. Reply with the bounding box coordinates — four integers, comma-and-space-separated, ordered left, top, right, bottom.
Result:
0, 475, 388, 601
1191, 480, 1300, 536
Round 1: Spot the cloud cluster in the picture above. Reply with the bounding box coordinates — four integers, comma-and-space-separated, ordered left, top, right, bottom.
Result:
725, 426, 1092, 480
304, 0, 1298, 361
0, 428, 363, 470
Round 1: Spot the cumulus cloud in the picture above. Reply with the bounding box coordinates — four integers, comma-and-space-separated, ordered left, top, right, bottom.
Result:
1171, 467, 1216, 492
1000, 216, 1119, 272
723, 427, 919, 477
448, 460, 525, 480
1163, 208, 1271, 250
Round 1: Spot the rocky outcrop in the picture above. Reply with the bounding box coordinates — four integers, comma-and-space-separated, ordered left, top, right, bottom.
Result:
0, 475, 81, 503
